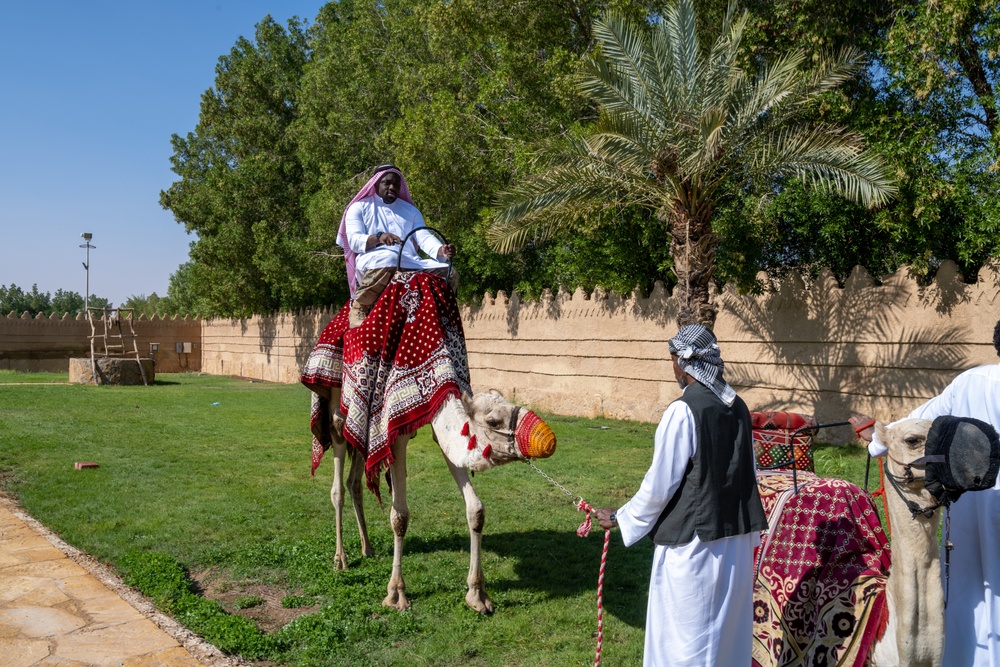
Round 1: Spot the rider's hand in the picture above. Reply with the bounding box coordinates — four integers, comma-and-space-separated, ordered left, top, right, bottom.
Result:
438, 244, 455, 260
381, 232, 402, 246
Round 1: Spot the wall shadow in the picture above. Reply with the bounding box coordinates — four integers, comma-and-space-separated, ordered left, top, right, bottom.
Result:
723, 266, 973, 420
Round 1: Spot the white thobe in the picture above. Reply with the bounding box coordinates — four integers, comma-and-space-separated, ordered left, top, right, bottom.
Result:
869, 364, 1000, 666
343, 195, 447, 277
617, 393, 758, 667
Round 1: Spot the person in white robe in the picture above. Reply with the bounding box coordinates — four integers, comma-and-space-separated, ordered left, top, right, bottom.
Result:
596, 324, 765, 667
336, 164, 455, 325
853, 319, 1000, 667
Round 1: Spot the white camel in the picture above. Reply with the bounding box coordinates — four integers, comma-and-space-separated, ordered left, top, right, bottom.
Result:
326, 387, 555, 614
754, 419, 976, 667
869, 417, 945, 667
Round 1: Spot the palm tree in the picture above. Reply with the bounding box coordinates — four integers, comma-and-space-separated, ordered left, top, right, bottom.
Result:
487, 0, 897, 328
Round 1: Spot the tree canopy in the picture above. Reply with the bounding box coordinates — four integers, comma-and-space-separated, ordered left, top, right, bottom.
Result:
488, 1, 896, 327
159, 0, 1000, 318
0, 284, 111, 317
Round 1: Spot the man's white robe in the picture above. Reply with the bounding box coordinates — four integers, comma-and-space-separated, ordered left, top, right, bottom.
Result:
870, 363, 1000, 666
344, 195, 447, 277
616, 392, 758, 667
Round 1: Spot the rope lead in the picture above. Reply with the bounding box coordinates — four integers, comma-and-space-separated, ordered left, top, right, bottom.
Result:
529, 462, 610, 667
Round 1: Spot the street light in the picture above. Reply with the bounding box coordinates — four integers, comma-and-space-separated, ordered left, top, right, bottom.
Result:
79, 233, 95, 313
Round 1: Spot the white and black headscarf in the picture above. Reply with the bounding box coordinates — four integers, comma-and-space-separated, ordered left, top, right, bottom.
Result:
668, 324, 737, 406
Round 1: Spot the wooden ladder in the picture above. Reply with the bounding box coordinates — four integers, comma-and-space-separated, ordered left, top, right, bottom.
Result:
87, 307, 148, 386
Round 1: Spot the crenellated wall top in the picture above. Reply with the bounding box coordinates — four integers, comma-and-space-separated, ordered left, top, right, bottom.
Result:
461, 261, 1000, 324
0, 311, 203, 325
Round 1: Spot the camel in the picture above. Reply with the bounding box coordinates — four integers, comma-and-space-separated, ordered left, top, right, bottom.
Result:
325, 386, 555, 614
755, 417, 975, 667
868, 417, 943, 667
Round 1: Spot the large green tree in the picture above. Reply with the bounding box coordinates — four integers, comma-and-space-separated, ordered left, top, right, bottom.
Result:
160, 16, 330, 317
488, 0, 897, 327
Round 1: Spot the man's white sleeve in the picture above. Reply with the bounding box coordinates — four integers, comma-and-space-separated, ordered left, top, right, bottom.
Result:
616, 401, 697, 547
344, 202, 371, 255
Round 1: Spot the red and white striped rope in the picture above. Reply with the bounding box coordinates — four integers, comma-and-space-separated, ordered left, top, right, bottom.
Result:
576, 498, 611, 667
525, 462, 611, 667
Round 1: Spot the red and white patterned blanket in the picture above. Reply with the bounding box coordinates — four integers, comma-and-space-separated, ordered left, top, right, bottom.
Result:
752, 470, 890, 667
301, 271, 470, 493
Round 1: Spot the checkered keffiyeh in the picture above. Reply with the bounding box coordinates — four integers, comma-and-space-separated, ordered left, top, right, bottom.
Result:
668, 324, 737, 406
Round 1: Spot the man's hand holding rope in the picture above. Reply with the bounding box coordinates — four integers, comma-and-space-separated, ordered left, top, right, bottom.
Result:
594, 508, 618, 531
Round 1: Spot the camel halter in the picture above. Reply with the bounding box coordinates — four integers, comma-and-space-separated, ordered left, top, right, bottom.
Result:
882, 451, 950, 519
880, 452, 956, 607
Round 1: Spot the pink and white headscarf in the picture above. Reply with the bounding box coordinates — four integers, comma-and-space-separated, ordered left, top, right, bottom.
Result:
336, 165, 413, 298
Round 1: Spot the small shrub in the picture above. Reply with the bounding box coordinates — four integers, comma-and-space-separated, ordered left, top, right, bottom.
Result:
281, 594, 316, 608
234, 594, 265, 610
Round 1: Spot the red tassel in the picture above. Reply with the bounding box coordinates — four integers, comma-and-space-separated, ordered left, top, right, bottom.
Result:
461, 422, 470, 436
482, 444, 492, 459
467, 434, 477, 450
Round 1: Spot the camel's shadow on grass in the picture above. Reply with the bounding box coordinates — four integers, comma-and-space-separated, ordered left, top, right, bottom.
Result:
403, 529, 652, 627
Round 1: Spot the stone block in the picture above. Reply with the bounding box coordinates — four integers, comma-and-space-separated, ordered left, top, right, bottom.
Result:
68, 358, 154, 385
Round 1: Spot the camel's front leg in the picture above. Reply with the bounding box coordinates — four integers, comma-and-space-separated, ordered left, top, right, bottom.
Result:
383, 435, 411, 610
445, 459, 493, 614
330, 439, 350, 570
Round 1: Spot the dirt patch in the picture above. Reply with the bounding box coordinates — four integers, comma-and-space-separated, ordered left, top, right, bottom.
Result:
191, 568, 319, 634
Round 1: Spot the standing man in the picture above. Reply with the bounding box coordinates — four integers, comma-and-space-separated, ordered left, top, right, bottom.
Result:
852, 319, 1000, 666
336, 164, 455, 326
595, 324, 767, 667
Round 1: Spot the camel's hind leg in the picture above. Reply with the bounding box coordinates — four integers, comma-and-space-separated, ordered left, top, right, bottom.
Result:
383, 434, 412, 610
444, 458, 493, 614
346, 449, 373, 557
329, 398, 373, 569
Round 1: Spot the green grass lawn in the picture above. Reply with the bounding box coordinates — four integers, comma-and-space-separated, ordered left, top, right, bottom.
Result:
0, 372, 874, 665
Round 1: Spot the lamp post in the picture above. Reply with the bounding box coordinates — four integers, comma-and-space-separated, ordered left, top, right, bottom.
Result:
79, 233, 95, 313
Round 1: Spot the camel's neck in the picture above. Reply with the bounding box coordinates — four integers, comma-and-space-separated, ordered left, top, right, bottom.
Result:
881, 484, 944, 666
431, 396, 475, 468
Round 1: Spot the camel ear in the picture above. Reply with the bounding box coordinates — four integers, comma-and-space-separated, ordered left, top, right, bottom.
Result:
489, 388, 504, 398
874, 421, 888, 445
461, 391, 476, 415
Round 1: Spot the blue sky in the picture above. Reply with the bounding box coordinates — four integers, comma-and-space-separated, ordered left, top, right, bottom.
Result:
0, 1, 326, 308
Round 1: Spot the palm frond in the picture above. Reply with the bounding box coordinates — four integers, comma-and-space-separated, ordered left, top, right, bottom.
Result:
582, 14, 665, 131
751, 125, 898, 207
663, 0, 702, 103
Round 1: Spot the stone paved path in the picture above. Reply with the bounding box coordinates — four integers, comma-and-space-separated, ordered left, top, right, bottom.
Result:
0, 497, 237, 667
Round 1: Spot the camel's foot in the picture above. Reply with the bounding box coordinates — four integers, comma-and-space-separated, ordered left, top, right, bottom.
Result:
361, 544, 375, 558
382, 587, 410, 611
334, 550, 348, 570
466, 587, 494, 615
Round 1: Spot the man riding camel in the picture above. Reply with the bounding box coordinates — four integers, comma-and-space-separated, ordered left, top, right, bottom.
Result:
337, 164, 456, 327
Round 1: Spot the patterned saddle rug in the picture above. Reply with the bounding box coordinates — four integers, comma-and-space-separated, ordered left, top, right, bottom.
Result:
301, 271, 471, 494
752, 470, 890, 667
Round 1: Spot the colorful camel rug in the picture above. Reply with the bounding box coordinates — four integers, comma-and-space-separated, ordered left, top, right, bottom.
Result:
301, 302, 351, 474
301, 271, 471, 492
752, 470, 890, 667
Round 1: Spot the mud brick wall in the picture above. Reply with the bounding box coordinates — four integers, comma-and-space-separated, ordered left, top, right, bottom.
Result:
0, 312, 201, 373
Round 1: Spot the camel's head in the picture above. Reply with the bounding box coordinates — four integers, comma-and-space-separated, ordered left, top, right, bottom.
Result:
877, 416, 1000, 513
876, 418, 939, 512
461, 390, 556, 472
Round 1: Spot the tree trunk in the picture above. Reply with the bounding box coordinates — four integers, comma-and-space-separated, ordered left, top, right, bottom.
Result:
667, 200, 718, 329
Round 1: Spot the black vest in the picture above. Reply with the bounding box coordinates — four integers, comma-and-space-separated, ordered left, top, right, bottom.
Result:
649, 382, 767, 546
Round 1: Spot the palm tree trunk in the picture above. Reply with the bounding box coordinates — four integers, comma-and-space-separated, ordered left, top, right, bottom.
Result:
667, 201, 718, 329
